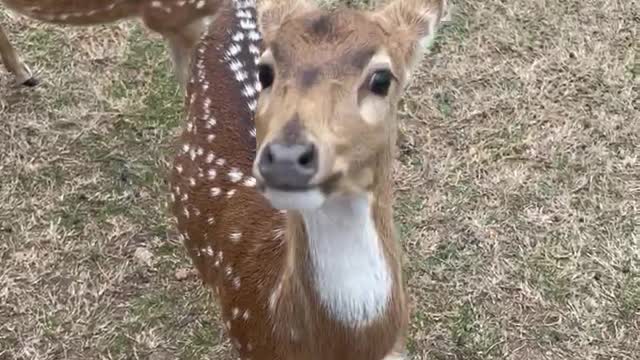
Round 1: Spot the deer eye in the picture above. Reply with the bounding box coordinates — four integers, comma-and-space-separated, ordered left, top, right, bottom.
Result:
257, 64, 275, 89
368, 69, 392, 96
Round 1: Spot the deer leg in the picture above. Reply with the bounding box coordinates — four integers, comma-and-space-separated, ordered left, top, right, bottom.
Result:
166, 36, 190, 90
161, 15, 216, 90
0, 23, 38, 86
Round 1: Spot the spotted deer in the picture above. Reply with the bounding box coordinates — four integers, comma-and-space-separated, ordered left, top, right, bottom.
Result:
0, 0, 222, 87
169, 0, 448, 358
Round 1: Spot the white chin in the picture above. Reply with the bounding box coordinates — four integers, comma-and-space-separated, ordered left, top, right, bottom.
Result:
263, 187, 326, 210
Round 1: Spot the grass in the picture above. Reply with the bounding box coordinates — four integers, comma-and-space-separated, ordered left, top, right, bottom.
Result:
1, 0, 638, 359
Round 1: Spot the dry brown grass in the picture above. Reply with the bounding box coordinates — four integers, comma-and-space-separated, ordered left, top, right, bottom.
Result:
1, 0, 638, 359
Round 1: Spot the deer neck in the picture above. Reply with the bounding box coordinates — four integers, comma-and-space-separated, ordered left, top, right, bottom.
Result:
280, 149, 400, 328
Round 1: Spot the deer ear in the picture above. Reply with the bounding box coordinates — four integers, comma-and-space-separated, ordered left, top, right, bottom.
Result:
374, 0, 448, 73
257, 0, 317, 41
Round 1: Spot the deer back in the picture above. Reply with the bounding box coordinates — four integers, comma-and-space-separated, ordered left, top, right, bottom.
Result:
169, 0, 291, 357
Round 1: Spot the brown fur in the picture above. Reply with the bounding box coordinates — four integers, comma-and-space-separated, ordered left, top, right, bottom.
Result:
0, 0, 223, 87
170, 0, 448, 359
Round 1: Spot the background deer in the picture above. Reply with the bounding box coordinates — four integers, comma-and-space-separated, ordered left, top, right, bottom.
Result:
169, 0, 448, 358
0, 0, 222, 88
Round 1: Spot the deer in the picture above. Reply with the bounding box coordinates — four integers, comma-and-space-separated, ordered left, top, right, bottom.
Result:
0, 0, 223, 88
169, 0, 448, 358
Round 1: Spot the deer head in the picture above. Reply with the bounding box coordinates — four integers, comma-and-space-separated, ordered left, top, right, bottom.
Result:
252, 0, 448, 210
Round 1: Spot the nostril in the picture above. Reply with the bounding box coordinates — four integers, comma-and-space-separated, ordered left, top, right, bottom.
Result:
297, 145, 315, 168
264, 146, 275, 165
258, 145, 275, 177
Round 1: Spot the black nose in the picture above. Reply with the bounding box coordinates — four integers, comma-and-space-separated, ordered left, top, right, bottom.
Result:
258, 141, 318, 190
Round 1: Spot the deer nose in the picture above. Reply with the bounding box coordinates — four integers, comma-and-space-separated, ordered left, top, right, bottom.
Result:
258, 141, 318, 190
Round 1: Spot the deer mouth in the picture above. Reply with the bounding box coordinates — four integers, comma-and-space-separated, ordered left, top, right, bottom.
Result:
256, 171, 342, 193
256, 172, 343, 210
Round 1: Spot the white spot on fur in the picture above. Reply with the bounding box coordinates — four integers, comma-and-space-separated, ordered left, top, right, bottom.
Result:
228, 58, 242, 71
248, 30, 261, 41
243, 176, 256, 187
248, 100, 257, 112
236, 9, 252, 18
230, 231, 242, 242
235, 70, 249, 82
272, 227, 285, 241
228, 168, 243, 182
248, 44, 260, 55
242, 84, 257, 98
227, 43, 242, 57
240, 19, 256, 30
204, 246, 214, 256
232, 31, 244, 41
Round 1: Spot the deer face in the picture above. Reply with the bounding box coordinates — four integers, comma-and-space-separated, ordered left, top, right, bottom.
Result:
252, 0, 448, 210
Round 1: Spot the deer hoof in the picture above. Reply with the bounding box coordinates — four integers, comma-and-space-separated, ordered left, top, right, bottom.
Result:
20, 77, 39, 87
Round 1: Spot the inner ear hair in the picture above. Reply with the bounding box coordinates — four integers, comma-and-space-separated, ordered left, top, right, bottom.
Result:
375, 0, 448, 47
257, 0, 318, 41
372, 0, 449, 82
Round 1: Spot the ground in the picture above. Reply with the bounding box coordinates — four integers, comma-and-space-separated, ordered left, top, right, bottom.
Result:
0, 0, 638, 359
